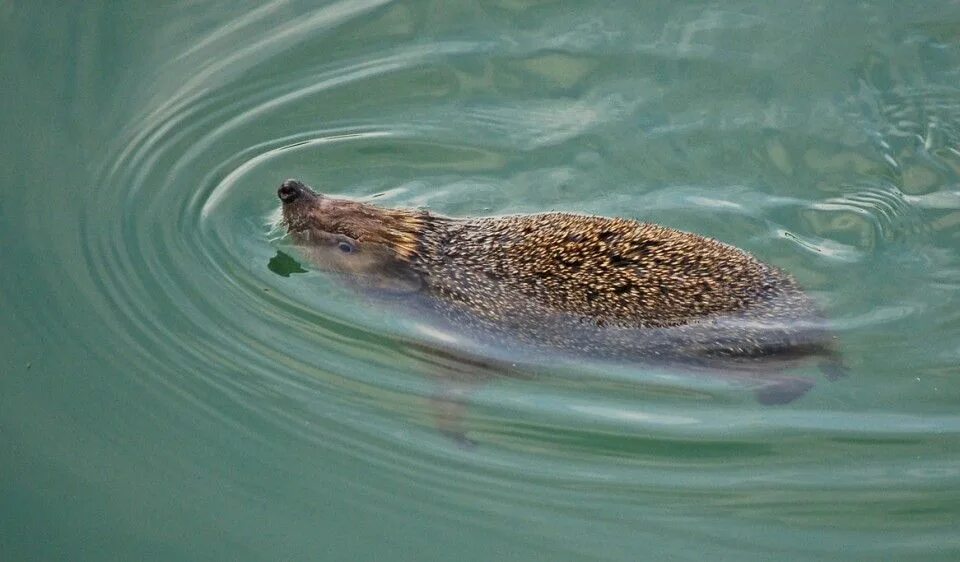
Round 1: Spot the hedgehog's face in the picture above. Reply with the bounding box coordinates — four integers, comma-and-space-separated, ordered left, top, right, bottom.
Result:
277, 179, 422, 292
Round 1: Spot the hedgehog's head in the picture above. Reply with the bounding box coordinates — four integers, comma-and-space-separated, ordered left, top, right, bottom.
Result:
277, 179, 425, 292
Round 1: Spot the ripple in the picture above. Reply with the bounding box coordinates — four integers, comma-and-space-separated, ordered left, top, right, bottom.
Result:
201, 128, 400, 217
802, 185, 924, 250
46, 4, 960, 558
879, 86, 960, 149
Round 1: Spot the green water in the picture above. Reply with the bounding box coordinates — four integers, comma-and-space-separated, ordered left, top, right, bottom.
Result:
3, 1, 960, 560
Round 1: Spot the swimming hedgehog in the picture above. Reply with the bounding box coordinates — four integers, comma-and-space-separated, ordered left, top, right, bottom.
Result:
276, 179, 844, 421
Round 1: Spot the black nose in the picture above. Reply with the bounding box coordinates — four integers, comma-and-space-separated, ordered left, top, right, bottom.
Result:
278, 179, 305, 204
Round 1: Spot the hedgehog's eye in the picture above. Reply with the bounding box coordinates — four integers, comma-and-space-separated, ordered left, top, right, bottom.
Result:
337, 240, 356, 254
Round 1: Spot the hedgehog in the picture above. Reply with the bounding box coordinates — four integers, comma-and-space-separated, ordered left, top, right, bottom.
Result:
276, 179, 844, 437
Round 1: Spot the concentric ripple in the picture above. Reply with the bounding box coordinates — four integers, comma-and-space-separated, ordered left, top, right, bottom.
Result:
86, 0, 960, 492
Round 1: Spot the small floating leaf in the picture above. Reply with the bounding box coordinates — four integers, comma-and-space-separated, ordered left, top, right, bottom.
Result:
268, 251, 307, 277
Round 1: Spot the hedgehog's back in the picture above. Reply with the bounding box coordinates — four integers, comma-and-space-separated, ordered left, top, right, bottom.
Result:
421, 212, 811, 331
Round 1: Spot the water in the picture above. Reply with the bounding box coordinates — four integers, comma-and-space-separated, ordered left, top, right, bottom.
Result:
2, 2, 960, 560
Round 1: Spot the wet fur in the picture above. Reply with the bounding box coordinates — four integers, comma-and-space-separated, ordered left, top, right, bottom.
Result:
280, 184, 845, 406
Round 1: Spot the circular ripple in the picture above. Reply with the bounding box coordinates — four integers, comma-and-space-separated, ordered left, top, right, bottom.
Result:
44, 6, 960, 554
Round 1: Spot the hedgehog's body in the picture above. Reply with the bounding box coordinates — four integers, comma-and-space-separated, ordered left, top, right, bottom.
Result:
411, 213, 826, 364
277, 179, 843, 406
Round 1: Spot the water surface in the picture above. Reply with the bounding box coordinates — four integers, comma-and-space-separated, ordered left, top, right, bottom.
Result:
2, 2, 960, 560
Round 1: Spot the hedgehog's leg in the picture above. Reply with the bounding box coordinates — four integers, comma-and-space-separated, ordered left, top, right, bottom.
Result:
429, 381, 477, 449
754, 376, 815, 405
413, 345, 490, 448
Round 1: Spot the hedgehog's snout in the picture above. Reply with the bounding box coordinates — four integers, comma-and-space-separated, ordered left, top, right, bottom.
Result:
278, 179, 317, 205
